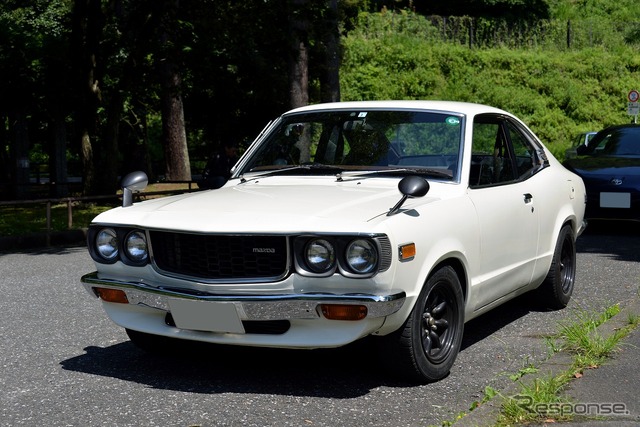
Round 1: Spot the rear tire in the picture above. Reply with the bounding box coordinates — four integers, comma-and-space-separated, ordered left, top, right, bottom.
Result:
379, 265, 464, 384
538, 224, 576, 309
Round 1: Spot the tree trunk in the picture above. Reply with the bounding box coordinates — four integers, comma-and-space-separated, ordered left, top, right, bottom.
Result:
10, 112, 30, 199
158, 0, 191, 181
0, 113, 11, 197
80, 130, 94, 194
288, 0, 310, 109
160, 61, 191, 180
50, 113, 69, 197
320, 0, 341, 103
72, 0, 104, 195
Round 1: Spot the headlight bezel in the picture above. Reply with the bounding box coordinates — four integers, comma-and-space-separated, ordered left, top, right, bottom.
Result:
123, 230, 149, 264
303, 238, 336, 274
88, 226, 150, 267
294, 234, 384, 278
344, 238, 378, 275
95, 228, 119, 262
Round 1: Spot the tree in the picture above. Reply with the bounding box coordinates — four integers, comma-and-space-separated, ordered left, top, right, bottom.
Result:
288, 0, 310, 109
287, 0, 343, 108
0, 0, 72, 199
319, 0, 341, 103
156, 0, 190, 181
1, 0, 350, 199
71, 0, 104, 195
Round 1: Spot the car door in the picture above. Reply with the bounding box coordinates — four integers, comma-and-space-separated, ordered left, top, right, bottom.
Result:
467, 114, 540, 311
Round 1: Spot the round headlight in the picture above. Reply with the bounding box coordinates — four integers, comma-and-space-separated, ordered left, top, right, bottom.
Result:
125, 231, 148, 262
305, 239, 336, 273
346, 239, 378, 274
96, 228, 118, 260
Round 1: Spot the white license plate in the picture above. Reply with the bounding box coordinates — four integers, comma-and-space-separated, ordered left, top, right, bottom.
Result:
168, 299, 245, 333
600, 192, 631, 208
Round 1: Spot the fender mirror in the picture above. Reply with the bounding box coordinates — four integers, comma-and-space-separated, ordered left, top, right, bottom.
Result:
121, 171, 148, 207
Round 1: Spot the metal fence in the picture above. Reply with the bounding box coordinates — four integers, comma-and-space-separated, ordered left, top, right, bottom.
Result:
359, 13, 640, 50
431, 16, 639, 50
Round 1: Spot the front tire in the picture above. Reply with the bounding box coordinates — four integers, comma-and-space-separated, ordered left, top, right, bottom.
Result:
538, 224, 576, 309
380, 265, 464, 383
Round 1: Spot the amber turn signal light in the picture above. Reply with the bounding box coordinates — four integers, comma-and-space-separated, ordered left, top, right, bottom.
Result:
320, 304, 367, 321
93, 287, 129, 304
399, 243, 416, 261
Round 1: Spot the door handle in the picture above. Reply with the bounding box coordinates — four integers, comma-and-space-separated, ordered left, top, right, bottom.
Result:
523, 193, 533, 203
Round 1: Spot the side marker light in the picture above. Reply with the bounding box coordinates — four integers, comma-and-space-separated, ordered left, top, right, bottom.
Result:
399, 243, 416, 261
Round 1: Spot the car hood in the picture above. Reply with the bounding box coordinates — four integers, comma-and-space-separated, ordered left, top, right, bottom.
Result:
563, 156, 640, 177
93, 176, 444, 233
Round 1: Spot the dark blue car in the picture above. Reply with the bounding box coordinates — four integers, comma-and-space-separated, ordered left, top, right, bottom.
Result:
563, 124, 640, 221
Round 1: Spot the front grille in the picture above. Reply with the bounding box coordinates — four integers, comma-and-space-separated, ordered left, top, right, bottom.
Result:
150, 231, 288, 281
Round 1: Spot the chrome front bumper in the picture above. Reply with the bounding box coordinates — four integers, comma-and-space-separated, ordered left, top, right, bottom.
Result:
81, 272, 406, 321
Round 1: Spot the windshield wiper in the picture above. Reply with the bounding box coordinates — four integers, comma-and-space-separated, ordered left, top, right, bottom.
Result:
337, 168, 453, 181
239, 164, 344, 183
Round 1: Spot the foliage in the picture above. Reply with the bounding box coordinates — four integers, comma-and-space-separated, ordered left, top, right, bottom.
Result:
341, 10, 640, 159
369, 0, 551, 20
3, 1, 640, 198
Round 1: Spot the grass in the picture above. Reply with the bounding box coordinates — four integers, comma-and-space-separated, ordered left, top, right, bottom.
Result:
0, 203, 115, 236
437, 303, 640, 427
0, 183, 195, 237
493, 303, 640, 426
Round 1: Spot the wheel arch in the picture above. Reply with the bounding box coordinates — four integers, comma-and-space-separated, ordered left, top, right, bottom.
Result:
375, 253, 469, 336
431, 257, 468, 306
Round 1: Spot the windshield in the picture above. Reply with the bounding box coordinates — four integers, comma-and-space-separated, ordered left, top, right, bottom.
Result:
236, 109, 464, 181
583, 126, 640, 157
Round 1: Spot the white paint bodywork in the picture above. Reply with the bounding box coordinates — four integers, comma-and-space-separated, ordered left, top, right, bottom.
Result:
83, 101, 587, 349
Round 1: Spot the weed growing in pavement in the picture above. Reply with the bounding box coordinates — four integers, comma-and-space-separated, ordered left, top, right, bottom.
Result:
559, 304, 622, 370
469, 386, 498, 411
500, 374, 573, 424
493, 303, 639, 426
507, 359, 539, 381
627, 311, 640, 327
443, 303, 637, 427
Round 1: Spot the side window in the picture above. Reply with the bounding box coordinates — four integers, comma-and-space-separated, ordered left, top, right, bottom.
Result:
470, 116, 515, 187
505, 120, 538, 179
470, 122, 499, 187
470, 114, 542, 188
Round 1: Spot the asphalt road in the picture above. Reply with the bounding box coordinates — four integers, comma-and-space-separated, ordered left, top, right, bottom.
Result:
1, 221, 639, 427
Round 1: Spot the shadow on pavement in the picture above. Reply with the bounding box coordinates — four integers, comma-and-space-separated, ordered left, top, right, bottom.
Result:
61, 338, 387, 397
577, 220, 640, 263
61, 292, 547, 396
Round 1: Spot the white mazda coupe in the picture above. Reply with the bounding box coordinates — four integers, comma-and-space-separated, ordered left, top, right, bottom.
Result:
82, 101, 587, 383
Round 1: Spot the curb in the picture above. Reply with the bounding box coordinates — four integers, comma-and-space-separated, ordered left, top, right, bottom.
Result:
454, 298, 640, 427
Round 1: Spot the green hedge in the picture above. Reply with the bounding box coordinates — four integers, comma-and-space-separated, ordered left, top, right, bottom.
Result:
340, 12, 640, 159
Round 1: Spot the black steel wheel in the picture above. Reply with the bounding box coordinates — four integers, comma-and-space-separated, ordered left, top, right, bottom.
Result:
380, 265, 464, 383
538, 224, 576, 309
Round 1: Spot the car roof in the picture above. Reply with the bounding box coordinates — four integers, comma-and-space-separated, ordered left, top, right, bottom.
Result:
597, 124, 640, 133
285, 100, 511, 117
